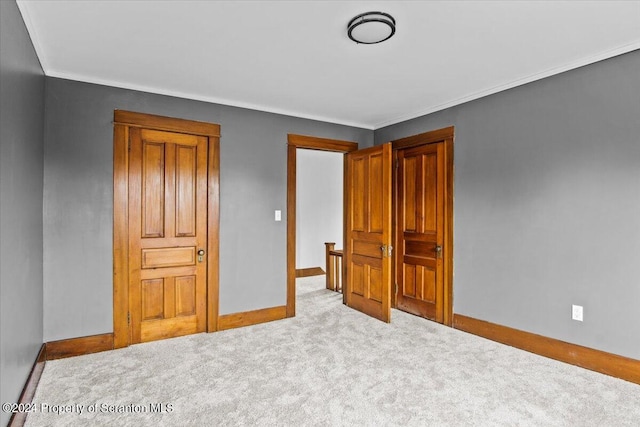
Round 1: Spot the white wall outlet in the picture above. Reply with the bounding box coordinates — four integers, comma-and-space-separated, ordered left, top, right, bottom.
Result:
572, 304, 583, 322
275, 210, 281, 221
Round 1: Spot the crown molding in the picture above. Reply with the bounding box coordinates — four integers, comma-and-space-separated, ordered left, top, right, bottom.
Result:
373, 42, 640, 130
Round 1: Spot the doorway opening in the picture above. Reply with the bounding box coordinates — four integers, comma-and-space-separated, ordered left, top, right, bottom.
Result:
296, 149, 344, 279
286, 134, 358, 317
286, 126, 454, 326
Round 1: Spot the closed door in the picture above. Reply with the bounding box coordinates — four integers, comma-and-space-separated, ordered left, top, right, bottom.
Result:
344, 143, 392, 322
128, 127, 208, 343
395, 142, 445, 322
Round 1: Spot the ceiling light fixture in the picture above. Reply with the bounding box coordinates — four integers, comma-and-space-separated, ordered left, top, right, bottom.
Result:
347, 11, 396, 45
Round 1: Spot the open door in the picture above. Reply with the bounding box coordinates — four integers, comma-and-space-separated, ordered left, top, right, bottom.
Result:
395, 142, 445, 322
344, 143, 392, 322
391, 126, 454, 326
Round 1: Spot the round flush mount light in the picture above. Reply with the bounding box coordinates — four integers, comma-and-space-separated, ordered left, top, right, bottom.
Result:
347, 11, 396, 44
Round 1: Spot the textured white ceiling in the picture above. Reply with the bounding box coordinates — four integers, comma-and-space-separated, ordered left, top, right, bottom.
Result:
17, 1, 640, 129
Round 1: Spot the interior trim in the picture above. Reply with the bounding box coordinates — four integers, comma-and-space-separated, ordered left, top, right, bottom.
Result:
453, 314, 640, 384
218, 306, 287, 331
391, 126, 455, 150
112, 123, 129, 348
7, 345, 46, 427
46, 333, 114, 360
295, 267, 325, 278
207, 134, 221, 333
286, 144, 297, 317
114, 110, 220, 137
288, 134, 359, 152
286, 134, 358, 318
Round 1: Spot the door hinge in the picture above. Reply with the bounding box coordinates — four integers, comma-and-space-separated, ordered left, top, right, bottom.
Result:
127, 312, 130, 325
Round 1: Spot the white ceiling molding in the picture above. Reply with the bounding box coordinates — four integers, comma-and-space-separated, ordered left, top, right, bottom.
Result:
16, 0, 49, 72
374, 41, 640, 130
16, 1, 640, 130
44, 69, 375, 130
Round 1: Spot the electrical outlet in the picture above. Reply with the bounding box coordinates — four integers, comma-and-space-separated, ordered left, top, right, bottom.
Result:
572, 304, 583, 322
275, 210, 281, 221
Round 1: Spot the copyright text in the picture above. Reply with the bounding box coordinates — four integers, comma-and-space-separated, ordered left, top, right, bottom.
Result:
2, 402, 174, 414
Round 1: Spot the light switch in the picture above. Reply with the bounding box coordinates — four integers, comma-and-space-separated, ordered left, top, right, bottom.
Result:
275, 210, 281, 221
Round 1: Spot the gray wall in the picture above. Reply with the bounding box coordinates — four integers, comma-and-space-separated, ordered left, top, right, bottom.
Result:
0, 1, 45, 425
43, 78, 373, 341
375, 51, 640, 360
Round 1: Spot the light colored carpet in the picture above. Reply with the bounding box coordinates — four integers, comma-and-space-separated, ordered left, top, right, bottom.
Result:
26, 276, 640, 426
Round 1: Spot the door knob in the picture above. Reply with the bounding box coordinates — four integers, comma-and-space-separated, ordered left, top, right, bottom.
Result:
380, 245, 393, 258
435, 245, 442, 259
197, 249, 205, 262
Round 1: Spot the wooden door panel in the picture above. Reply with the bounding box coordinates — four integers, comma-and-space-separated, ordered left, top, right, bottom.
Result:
142, 142, 165, 238
369, 266, 383, 302
369, 152, 384, 233
175, 145, 196, 237
353, 240, 384, 259
141, 247, 196, 268
422, 268, 436, 302
351, 263, 365, 296
405, 240, 435, 255
402, 265, 436, 302
163, 143, 176, 239
141, 279, 164, 320
396, 142, 445, 322
352, 157, 366, 232
403, 156, 417, 232
129, 127, 208, 343
175, 275, 196, 317
423, 152, 438, 232
404, 264, 416, 298
345, 144, 392, 322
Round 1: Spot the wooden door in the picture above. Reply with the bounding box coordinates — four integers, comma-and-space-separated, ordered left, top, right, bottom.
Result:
395, 142, 446, 322
344, 143, 392, 322
128, 128, 208, 343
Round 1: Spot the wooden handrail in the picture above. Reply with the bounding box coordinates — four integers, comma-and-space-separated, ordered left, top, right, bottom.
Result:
325, 242, 343, 293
